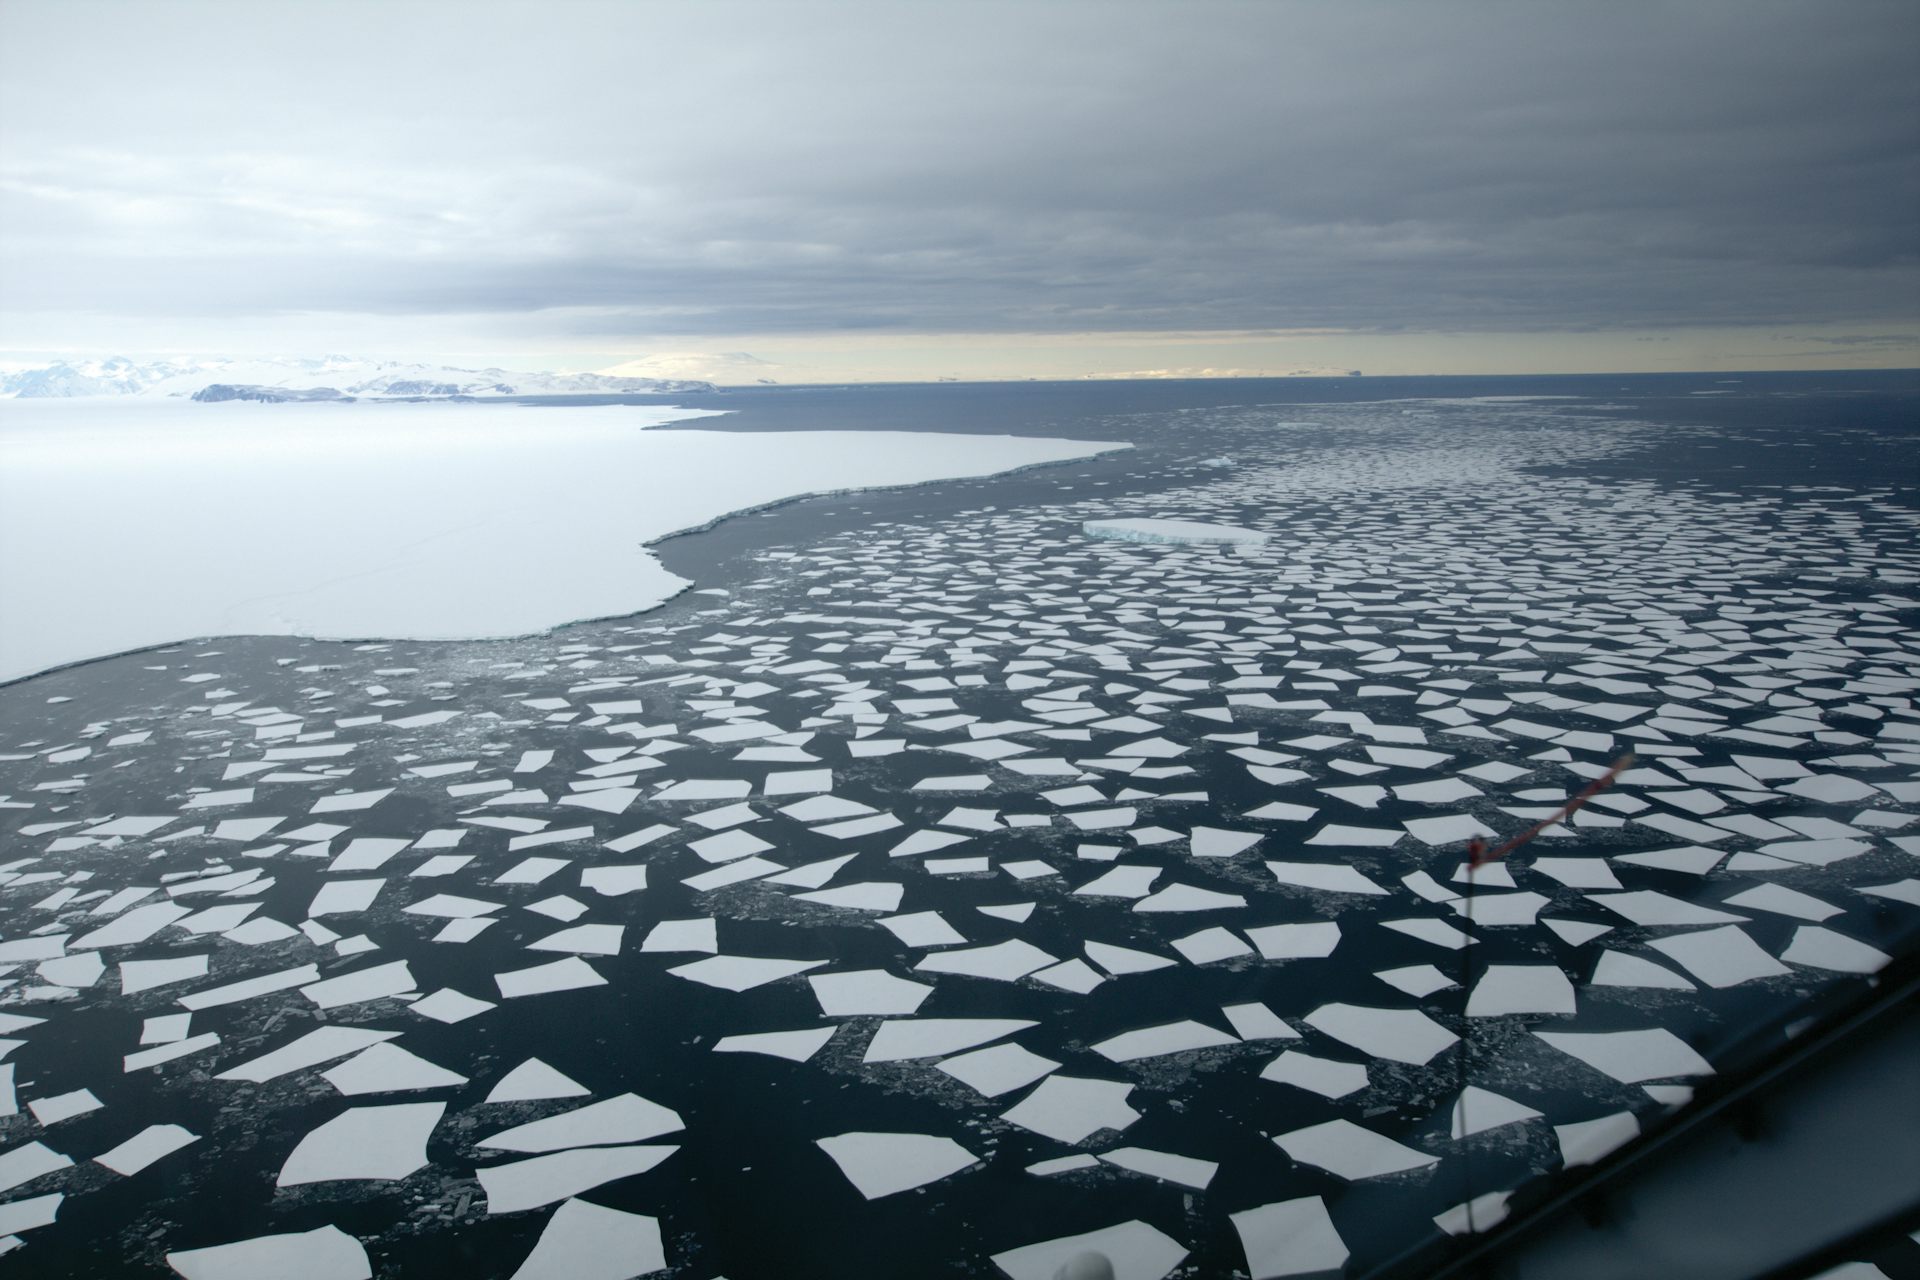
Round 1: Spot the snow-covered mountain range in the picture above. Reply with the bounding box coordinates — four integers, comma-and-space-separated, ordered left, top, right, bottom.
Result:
0, 355, 714, 399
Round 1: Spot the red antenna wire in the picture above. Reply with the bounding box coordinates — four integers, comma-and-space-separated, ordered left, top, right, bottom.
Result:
1466, 753, 1636, 869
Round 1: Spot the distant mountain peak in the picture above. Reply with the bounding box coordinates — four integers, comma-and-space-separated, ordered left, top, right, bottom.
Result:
0, 355, 715, 400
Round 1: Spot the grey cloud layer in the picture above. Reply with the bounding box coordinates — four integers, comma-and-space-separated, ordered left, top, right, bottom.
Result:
3, 0, 1914, 336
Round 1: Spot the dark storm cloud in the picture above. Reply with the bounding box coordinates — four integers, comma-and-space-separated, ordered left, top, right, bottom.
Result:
2, 0, 1914, 336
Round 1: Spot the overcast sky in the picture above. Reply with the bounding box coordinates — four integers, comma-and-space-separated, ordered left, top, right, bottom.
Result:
2, 0, 1915, 378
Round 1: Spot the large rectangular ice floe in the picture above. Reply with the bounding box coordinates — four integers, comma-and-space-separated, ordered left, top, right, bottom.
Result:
167, 1225, 371, 1280
1082, 517, 1268, 546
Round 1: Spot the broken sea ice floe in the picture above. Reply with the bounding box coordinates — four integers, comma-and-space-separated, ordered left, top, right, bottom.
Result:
990, 1219, 1188, 1280
479, 1094, 684, 1153
1260, 1051, 1369, 1099
478, 1146, 679, 1215
861, 1017, 1038, 1063
998, 1074, 1142, 1144
166, 1224, 372, 1280
1082, 518, 1268, 546
938, 1043, 1061, 1097
94, 1124, 200, 1177
485, 1059, 591, 1104
1230, 1196, 1349, 1280
815, 1131, 981, 1199
1272, 1118, 1440, 1180
506, 1197, 666, 1280
277, 1102, 443, 1185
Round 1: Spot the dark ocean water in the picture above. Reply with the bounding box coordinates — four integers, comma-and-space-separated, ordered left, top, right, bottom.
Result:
0, 372, 1916, 1280
630, 371, 1920, 584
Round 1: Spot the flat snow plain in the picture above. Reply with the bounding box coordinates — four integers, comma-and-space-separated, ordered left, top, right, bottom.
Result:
0, 398, 1125, 682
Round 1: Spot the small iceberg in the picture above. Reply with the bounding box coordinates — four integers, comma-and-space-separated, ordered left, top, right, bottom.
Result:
1082, 518, 1268, 546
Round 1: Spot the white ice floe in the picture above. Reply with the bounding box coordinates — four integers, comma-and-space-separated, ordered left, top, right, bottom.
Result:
1781, 925, 1891, 973
862, 1018, 1038, 1063
28, 1089, 101, 1125
1264, 861, 1387, 895
809, 969, 934, 1016
140, 1013, 192, 1043
95, 1124, 200, 1176
120, 956, 210, 995
990, 1220, 1187, 1280
1033, 958, 1108, 993
506, 1198, 666, 1280
1273, 1118, 1439, 1180
938, 1044, 1060, 1097
1466, 965, 1578, 1016
1222, 1003, 1298, 1041
639, 918, 717, 953
409, 988, 495, 1023
1555, 1111, 1640, 1167
1303, 1003, 1457, 1065
1099, 1146, 1216, 1190
166, 1224, 371, 1280
1073, 865, 1162, 898
1451, 1086, 1542, 1138
580, 864, 649, 896
1646, 926, 1790, 988
1082, 518, 1267, 546
1092, 1019, 1237, 1062
1535, 1028, 1713, 1082
1434, 1189, 1513, 1236
1246, 922, 1341, 960
0, 1191, 61, 1235
322, 1044, 468, 1095
1189, 826, 1263, 857
76, 903, 192, 949
667, 955, 826, 991
1586, 890, 1747, 927
218, 1027, 400, 1082
277, 1102, 443, 1185
1261, 1051, 1368, 1099
794, 882, 904, 912
479, 1145, 679, 1215
878, 911, 968, 948
0, 1142, 71, 1194
486, 1059, 591, 1104
1230, 1196, 1349, 1279
302, 960, 415, 1010
177, 963, 321, 1011
1720, 884, 1842, 922
1590, 951, 1695, 990
480, 1094, 683, 1153
1000, 1075, 1140, 1144
528, 924, 625, 956
496, 957, 607, 998
1134, 883, 1246, 912
713, 1027, 838, 1062
914, 939, 1056, 981
1171, 927, 1252, 964
1083, 941, 1176, 976
816, 1131, 980, 1199
307, 880, 385, 917
1544, 919, 1613, 947
1375, 964, 1455, 997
